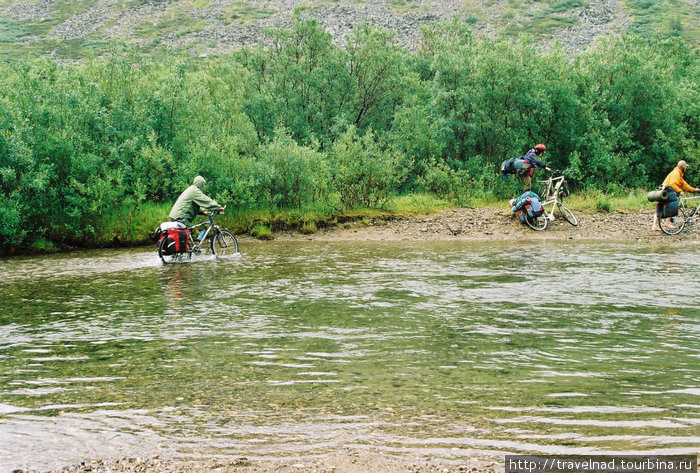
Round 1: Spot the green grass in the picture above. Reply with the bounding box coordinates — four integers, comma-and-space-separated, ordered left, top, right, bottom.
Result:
462, 0, 588, 38
521, 0, 587, 33
389, 0, 423, 14
52, 0, 100, 23
387, 193, 451, 214
191, 0, 211, 9
542, 189, 650, 213
622, 0, 699, 45
548, 0, 589, 14
300, 220, 318, 234
133, 10, 208, 39
0, 19, 33, 42
220, 1, 276, 23
249, 223, 273, 239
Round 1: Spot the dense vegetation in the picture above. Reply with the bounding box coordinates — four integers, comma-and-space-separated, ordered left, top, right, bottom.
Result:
0, 19, 698, 252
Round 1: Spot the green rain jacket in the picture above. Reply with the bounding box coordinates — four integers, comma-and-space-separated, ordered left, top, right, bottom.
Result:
168, 176, 221, 225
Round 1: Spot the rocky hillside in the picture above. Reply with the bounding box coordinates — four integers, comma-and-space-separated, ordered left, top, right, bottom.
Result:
1, 0, 698, 58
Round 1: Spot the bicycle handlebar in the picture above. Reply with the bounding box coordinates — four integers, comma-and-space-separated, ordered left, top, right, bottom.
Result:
203, 205, 226, 216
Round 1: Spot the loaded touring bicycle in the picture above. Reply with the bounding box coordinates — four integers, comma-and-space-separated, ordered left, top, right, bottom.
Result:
155, 208, 239, 264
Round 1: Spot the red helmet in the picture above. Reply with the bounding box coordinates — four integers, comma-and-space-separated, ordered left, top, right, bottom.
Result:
534, 144, 546, 151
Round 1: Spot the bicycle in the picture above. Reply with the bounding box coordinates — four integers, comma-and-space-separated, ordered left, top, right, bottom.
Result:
525, 170, 579, 231
658, 195, 700, 235
158, 207, 239, 264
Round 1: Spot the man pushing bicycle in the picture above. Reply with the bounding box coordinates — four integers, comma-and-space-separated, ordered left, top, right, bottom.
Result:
651, 160, 699, 232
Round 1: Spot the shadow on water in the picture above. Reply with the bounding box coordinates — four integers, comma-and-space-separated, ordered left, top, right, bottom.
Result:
1, 241, 700, 470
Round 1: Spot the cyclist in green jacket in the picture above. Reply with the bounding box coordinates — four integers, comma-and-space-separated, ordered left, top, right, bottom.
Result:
169, 175, 223, 226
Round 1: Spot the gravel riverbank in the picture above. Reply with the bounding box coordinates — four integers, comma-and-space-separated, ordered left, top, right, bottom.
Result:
271, 206, 700, 244
15, 450, 502, 473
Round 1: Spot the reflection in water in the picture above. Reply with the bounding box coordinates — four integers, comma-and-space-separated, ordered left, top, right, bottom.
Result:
1, 241, 700, 471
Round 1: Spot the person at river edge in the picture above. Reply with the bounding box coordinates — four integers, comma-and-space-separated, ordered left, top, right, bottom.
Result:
169, 175, 223, 226
520, 144, 552, 191
651, 160, 699, 231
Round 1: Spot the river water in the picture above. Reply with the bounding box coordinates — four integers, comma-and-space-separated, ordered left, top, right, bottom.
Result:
1, 241, 699, 471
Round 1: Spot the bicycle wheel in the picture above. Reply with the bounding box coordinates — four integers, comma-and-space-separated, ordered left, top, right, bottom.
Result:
158, 238, 190, 264
557, 203, 578, 226
525, 213, 548, 231
211, 229, 239, 256
660, 207, 686, 235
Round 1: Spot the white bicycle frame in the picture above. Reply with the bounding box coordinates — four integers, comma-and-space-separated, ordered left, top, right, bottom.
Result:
537, 174, 566, 221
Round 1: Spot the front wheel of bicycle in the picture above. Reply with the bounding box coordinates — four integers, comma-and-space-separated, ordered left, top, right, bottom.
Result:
557, 203, 578, 226
211, 229, 239, 256
660, 207, 686, 235
525, 214, 548, 231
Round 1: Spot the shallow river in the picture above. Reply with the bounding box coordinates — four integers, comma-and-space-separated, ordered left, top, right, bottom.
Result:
1, 241, 699, 471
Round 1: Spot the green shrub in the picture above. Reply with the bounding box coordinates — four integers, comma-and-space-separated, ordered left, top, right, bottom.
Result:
418, 159, 467, 201
329, 126, 408, 209
256, 130, 329, 209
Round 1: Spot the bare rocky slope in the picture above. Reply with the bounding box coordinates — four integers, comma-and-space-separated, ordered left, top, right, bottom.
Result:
3, 0, 642, 55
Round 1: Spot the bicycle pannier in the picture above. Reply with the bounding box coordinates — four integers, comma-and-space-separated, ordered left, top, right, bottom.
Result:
512, 191, 544, 223
526, 197, 544, 218
157, 222, 189, 255
512, 191, 541, 212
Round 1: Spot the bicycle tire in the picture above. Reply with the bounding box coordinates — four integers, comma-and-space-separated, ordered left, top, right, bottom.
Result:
211, 229, 239, 256
660, 207, 686, 235
158, 238, 190, 264
525, 213, 548, 231
557, 203, 578, 226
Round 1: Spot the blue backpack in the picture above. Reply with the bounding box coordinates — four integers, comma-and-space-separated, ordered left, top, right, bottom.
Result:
501, 158, 527, 178
512, 191, 544, 223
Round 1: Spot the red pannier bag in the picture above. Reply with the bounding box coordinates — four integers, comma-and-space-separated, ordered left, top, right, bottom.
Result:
156, 222, 190, 255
